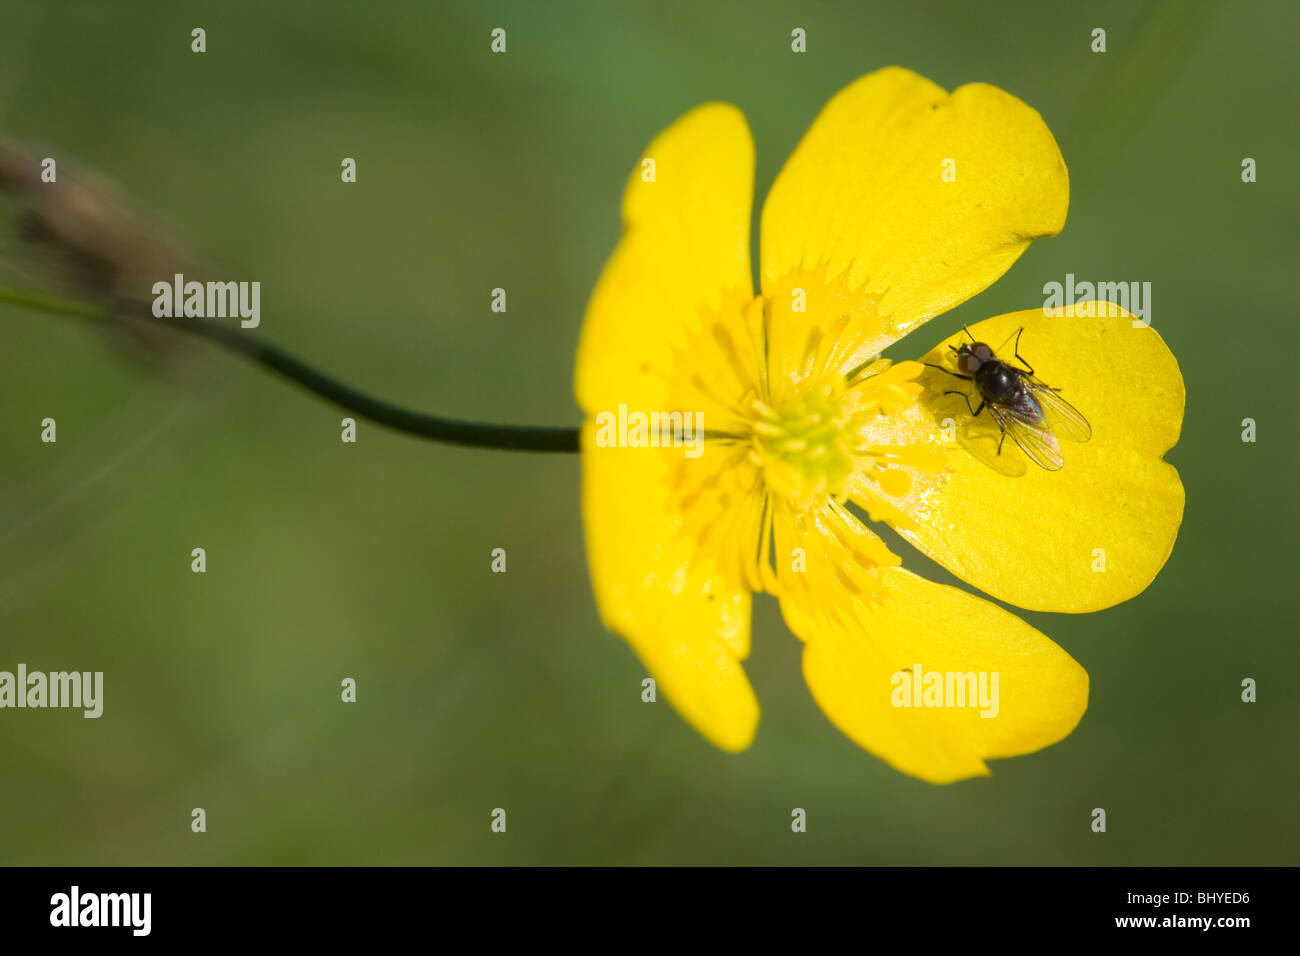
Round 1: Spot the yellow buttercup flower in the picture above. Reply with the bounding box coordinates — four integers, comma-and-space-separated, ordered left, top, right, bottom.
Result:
574, 67, 1185, 783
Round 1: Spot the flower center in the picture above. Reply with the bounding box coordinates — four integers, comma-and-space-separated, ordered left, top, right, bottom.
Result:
749, 375, 866, 511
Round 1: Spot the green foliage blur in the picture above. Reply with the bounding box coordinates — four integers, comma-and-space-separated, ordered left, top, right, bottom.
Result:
0, 0, 1296, 864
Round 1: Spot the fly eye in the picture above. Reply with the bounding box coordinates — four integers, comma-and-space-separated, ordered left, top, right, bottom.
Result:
974, 344, 992, 361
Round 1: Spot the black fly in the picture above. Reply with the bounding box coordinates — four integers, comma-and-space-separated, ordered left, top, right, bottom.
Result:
926, 328, 1091, 471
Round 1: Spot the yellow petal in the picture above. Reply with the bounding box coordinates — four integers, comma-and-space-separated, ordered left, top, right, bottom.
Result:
759, 66, 1068, 358
575, 103, 754, 414
857, 304, 1185, 613
580, 425, 761, 751
784, 553, 1088, 785
797, 569, 1089, 784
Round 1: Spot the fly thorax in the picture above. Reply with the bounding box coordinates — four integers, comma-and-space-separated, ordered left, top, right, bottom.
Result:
978, 363, 1021, 402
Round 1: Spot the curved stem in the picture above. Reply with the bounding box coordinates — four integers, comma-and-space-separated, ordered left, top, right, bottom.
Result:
0, 283, 581, 453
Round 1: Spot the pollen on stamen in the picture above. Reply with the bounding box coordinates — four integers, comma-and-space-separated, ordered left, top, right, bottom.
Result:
747, 373, 862, 511
747, 357, 949, 521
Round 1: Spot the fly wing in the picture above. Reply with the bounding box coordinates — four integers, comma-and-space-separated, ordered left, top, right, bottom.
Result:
1025, 379, 1092, 443
987, 396, 1064, 471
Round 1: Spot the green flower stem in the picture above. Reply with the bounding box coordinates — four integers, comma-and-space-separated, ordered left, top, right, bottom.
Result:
0, 282, 581, 453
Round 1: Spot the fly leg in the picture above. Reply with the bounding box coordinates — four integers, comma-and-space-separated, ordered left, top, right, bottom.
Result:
943, 390, 983, 418
925, 363, 972, 381
1010, 327, 1035, 376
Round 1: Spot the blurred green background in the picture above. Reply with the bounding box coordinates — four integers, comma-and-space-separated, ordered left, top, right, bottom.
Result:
0, 0, 1296, 865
